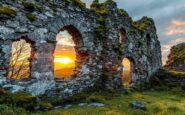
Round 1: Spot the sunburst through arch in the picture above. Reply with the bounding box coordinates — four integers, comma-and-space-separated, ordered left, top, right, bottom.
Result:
54, 30, 76, 79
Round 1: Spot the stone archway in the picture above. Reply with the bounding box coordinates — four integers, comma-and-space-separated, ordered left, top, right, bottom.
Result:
53, 25, 89, 80
121, 57, 135, 87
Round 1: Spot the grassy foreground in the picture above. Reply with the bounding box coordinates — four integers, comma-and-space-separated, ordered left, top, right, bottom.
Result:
33, 90, 185, 115
1, 88, 185, 115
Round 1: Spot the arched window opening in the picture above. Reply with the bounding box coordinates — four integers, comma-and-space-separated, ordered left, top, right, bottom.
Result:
122, 57, 133, 87
146, 34, 151, 48
119, 28, 126, 43
54, 30, 76, 79
8, 39, 33, 80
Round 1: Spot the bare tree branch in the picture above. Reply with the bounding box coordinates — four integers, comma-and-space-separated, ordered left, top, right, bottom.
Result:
8, 39, 31, 79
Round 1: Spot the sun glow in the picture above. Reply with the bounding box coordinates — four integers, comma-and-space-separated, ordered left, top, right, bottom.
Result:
54, 57, 74, 64
54, 30, 76, 78
122, 58, 131, 87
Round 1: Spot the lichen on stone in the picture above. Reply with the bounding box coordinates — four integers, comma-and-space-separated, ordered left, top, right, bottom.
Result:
71, 0, 86, 9
0, 6, 16, 15
22, 1, 35, 11
118, 9, 129, 17
26, 13, 37, 22
133, 16, 154, 31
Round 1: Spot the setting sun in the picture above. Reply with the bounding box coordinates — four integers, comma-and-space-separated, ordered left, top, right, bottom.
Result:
54, 57, 74, 64
54, 30, 76, 78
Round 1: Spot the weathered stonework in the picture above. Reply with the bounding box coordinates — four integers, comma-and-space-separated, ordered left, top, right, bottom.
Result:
0, 0, 162, 99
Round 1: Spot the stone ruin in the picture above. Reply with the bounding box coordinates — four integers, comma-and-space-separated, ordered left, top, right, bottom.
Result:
0, 0, 162, 99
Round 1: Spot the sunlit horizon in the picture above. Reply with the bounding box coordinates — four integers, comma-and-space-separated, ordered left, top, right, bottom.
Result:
54, 30, 76, 78
54, 57, 74, 65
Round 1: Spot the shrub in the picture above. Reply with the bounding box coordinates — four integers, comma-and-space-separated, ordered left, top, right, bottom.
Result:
0, 89, 37, 111
10, 92, 37, 110
37, 101, 53, 110
26, 13, 37, 22
0, 104, 27, 114
150, 68, 185, 91
118, 9, 129, 17
90, 0, 99, 9
86, 95, 105, 103
0, 6, 16, 15
133, 17, 154, 31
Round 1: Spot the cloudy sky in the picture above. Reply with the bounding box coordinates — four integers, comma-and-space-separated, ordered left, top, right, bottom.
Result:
82, 0, 185, 64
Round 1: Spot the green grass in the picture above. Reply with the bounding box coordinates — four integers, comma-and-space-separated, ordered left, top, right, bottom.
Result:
1, 88, 185, 114
31, 89, 185, 115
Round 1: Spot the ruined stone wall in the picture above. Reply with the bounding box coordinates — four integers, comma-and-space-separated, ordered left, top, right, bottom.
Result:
0, 0, 162, 98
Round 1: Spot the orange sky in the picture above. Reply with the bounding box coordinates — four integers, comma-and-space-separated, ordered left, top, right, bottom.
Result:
122, 58, 131, 71
54, 30, 76, 78
54, 49, 76, 70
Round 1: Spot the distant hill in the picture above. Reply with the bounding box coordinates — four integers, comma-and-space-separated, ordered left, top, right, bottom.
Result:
165, 43, 185, 72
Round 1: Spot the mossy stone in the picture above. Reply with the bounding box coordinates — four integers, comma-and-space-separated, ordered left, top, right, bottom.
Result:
22, 2, 35, 11
26, 13, 37, 22
0, 6, 16, 15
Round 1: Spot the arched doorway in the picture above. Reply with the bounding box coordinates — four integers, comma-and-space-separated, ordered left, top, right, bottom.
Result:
54, 25, 85, 80
122, 57, 134, 87
8, 39, 33, 80
54, 30, 76, 79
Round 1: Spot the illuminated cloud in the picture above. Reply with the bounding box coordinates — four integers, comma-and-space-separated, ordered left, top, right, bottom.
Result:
166, 19, 185, 35
56, 30, 75, 47
171, 19, 185, 26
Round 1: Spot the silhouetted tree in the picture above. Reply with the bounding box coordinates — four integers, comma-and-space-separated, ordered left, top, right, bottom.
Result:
8, 39, 31, 79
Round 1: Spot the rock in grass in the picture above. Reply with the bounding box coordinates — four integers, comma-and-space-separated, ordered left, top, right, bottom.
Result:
89, 102, 105, 107
78, 103, 87, 106
64, 104, 72, 109
130, 101, 146, 110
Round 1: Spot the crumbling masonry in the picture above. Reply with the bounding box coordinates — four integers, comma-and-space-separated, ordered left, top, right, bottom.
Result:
0, 0, 162, 98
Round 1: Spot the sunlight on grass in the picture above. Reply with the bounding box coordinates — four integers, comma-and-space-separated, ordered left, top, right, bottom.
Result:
31, 89, 185, 115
